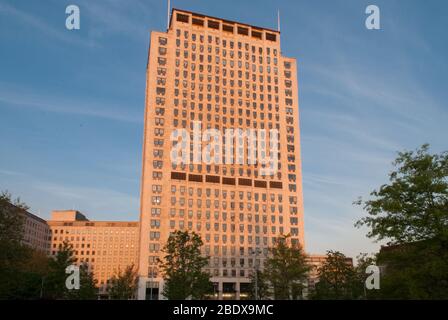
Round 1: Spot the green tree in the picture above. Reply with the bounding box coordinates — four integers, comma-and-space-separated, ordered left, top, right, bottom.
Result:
248, 269, 271, 300
311, 251, 359, 300
158, 230, 213, 300
0, 191, 50, 299
0, 244, 47, 299
354, 253, 379, 300
44, 240, 76, 299
108, 264, 138, 300
67, 263, 98, 300
17, 249, 51, 299
263, 235, 310, 300
355, 144, 448, 299
0, 191, 27, 244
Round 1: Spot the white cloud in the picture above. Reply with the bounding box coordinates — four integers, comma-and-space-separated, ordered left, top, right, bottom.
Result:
0, 2, 96, 47
0, 167, 139, 222
0, 83, 142, 123
34, 181, 139, 220
76, 0, 160, 41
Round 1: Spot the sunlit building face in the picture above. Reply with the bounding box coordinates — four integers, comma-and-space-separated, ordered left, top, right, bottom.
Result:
138, 8, 305, 300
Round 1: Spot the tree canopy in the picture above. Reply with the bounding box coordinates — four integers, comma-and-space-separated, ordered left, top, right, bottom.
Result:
311, 251, 360, 300
108, 264, 138, 300
158, 230, 213, 299
356, 144, 448, 299
262, 234, 310, 300
355, 144, 448, 244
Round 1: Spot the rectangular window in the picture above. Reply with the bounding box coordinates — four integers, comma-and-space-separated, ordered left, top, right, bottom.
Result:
251, 30, 262, 39
254, 180, 267, 188
223, 24, 233, 33
266, 33, 277, 42
176, 13, 189, 23
171, 172, 187, 180
269, 181, 283, 189
208, 20, 220, 30
205, 175, 220, 183
238, 178, 252, 186
192, 18, 204, 26
237, 26, 249, 36
188, 174, 203, 182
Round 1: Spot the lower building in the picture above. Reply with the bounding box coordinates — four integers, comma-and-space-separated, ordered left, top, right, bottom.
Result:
10, 204, 140, 298
21, 211, 51, 254
47, 210, 139, 297
304, 254, 353, 298
7, 202, 52, 254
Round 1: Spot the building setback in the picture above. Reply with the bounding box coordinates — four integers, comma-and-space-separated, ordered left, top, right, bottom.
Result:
138, 8, 305, 300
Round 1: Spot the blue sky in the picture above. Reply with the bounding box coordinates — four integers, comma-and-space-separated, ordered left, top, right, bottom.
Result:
0, 0, 447, 258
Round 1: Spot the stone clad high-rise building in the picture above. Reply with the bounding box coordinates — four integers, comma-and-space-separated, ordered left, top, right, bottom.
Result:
138, 8, 305, 300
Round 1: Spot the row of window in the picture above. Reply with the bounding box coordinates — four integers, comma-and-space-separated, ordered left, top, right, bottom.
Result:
173, 29, 278, 53
148, 267, 257, 279
171, 71, 279, 88
161, 211, 289, 223
174, 47, 278, 68
172, 118, 281, 132
167, 186, 293, 201
174, 67, 279, 87
174, 57, 278, 76
166, 221, 286, 235
173, 79, 280, 96
165, 199, 287, 212
149, 229, 298, 247
150, 171, 299, 194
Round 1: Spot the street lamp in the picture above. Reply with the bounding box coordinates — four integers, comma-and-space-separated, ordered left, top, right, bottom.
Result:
40, 276, 46, 299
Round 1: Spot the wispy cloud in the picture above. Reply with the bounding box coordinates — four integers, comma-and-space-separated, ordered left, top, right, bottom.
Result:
35, 181, 139, 218
296, 12, 447, 255
0, 2, 96, 47
0, 83, 142, 123
304, 108, 404, 152
303, 172, 364, 189
0, 169, 25, 177
76, 0, 160, 41
305, 62, 441, 126
0, 162, 139, 221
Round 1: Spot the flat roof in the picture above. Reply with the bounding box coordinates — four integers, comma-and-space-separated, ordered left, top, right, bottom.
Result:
23, 210, 48, 224
48, 220, 139, 226
170, 8, 280, 34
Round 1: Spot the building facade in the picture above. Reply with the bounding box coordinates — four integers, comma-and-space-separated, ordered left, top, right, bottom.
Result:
304, 254, 354, 298
16, 204, 51, 254
138, 8, 305, 300
48, 210, 139, 297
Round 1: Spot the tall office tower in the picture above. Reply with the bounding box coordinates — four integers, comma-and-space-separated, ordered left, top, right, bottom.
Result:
138, 8, 304, 300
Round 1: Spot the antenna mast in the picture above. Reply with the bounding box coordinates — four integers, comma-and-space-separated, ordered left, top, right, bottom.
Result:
167, 0, 171, 30
277, 9, 280, 32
